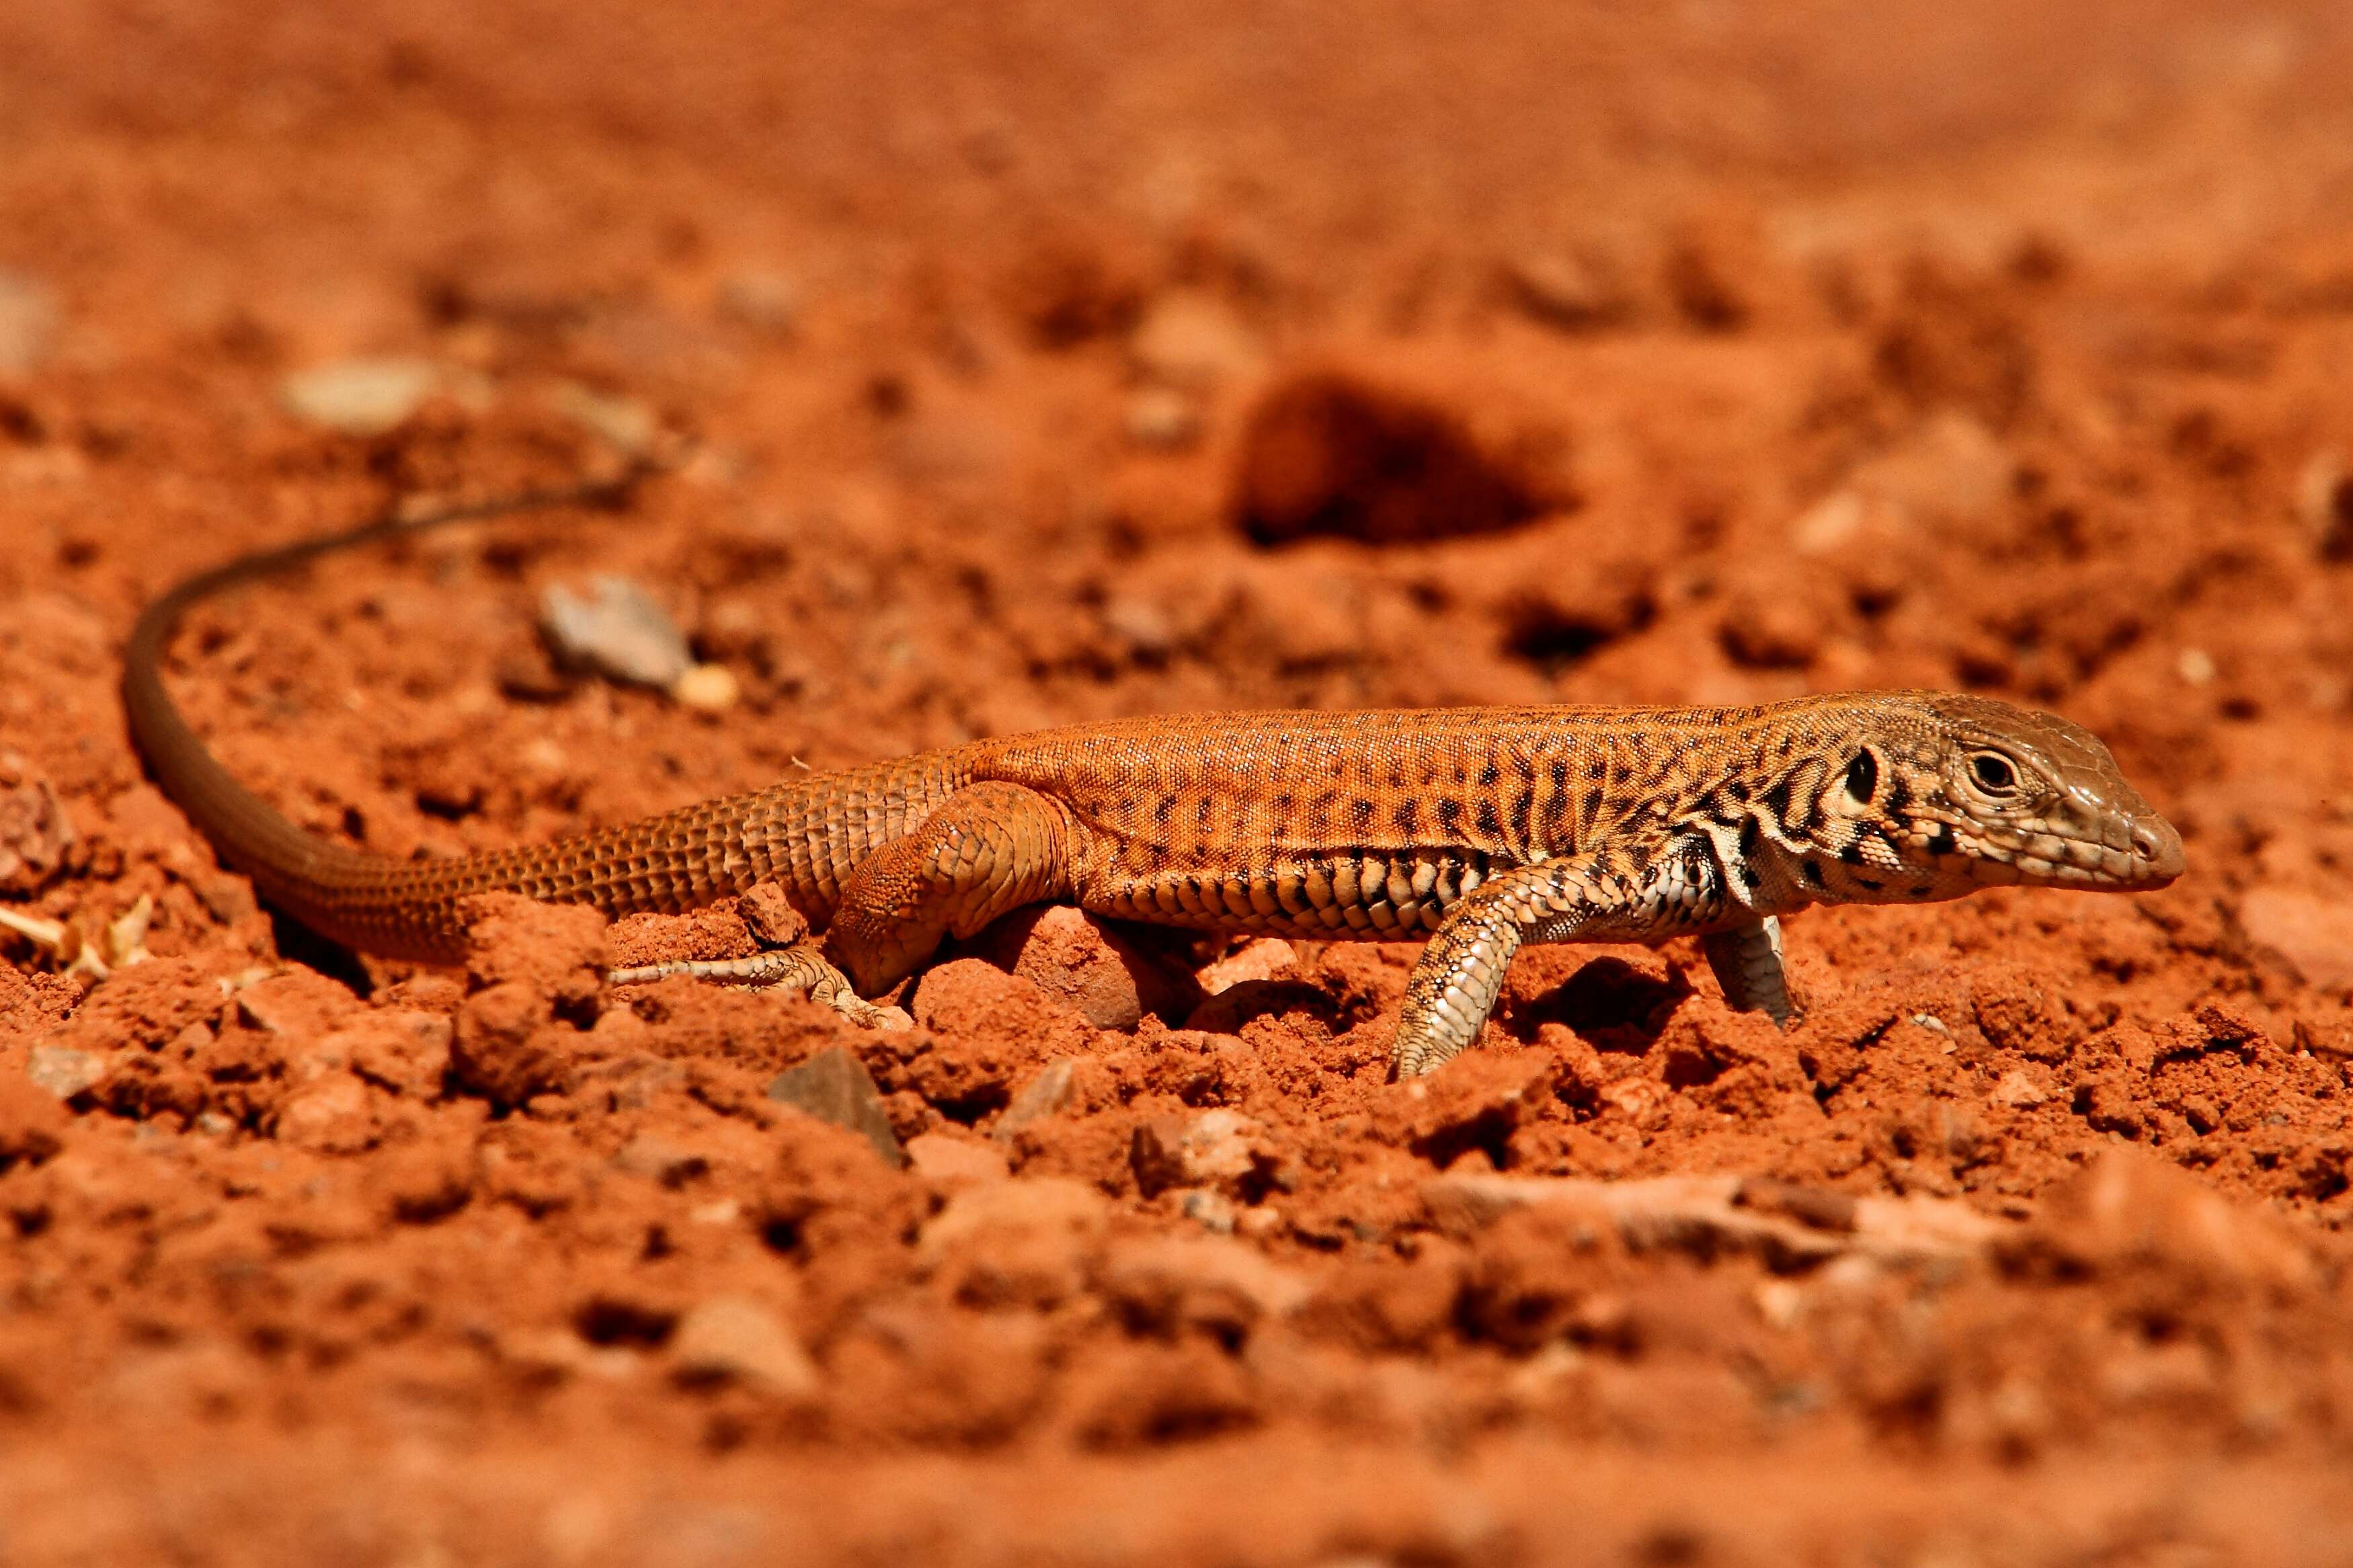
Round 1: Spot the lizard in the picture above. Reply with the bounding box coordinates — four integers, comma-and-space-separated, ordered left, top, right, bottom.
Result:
122, 483, 2186, 1077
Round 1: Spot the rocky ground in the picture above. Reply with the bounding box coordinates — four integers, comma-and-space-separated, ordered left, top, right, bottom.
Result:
3, 1, 2353, 1562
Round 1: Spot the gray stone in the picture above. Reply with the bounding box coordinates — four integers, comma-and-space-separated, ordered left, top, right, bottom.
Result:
766, 1046, 904, 1167
539, 575, 695, 689
992, 1059, 1077, 1141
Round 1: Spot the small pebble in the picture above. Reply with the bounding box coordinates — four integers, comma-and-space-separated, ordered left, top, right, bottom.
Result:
2239, 887, 2353, 992
1989, 1070, 2050, 1110
553, 382, 660, 457
1102, 595, 1178, 657
1125, 386, 1203, 450
1197, 938, 1296, 997
961, 905, 1195, 1031
611, 1132, 708, 1186
669, 663, 741, 713
1129, 290, 1263, 388
1790, 490, 1868, 555
906, 1132, 1010, 1186
274, 1072, 377, 1155
1499, 250, 1626, 331
0, 271, 58, 377
27, 1044, 108, 1100
1754, 1279, 1806, 1330
1180, 1189, 1238, 1235
280, 357, 441, 436
715, 270, 801, 337
2297, 450, 2351, 559
0, 760, 75, 897
540, 576, 694, 688
994, 1059, 1078, 1142
1131, 1109, 1271, 1200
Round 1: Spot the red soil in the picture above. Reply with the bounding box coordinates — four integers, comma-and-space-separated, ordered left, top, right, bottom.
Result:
3, 2, 2353, 1561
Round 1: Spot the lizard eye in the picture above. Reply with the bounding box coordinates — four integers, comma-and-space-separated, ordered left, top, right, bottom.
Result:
1843, 749, 1878, 806
1969, 751, 2021, 794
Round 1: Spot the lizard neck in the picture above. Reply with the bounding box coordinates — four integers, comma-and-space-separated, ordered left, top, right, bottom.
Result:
1679, 701, 1975, 917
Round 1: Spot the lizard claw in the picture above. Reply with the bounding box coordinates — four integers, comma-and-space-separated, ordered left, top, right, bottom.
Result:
828, 995, 915, 1032
608, 943, 912, 1032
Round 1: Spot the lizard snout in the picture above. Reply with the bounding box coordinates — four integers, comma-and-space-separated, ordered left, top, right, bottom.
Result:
2128, 815, 2186, 887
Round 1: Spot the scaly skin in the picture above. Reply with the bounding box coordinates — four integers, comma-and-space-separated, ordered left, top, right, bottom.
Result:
123, 491, 2187, 1075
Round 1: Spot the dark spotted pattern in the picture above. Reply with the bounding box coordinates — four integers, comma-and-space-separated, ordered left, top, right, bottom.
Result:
134, 543, 2190, 1071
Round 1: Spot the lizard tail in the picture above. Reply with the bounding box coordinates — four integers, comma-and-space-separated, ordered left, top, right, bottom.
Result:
122, 464, 950, 963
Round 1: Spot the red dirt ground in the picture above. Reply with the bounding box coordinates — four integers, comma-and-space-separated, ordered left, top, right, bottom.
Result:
5, 3, 2353, 1561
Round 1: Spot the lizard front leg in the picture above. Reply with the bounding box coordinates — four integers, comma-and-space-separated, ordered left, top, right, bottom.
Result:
1391, 845, 1716, 1078
1700, 917, 1796, 1025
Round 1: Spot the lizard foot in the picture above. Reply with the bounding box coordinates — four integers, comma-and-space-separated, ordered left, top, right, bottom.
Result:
608, 943, 915, 1031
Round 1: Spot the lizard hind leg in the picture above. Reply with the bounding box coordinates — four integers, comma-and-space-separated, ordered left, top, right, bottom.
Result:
820, 780, 1076, 997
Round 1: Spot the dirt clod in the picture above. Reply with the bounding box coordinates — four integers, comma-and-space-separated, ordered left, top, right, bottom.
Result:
0, 767, 73, 897
670, 1294, 820, 1396
1131, 1108, 1280, 1200
959, 905, 1198, 1030
8, 3, 2353, 1557
451, 981, 573, 1106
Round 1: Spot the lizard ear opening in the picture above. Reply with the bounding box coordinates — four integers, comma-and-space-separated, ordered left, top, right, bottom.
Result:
1842, 749, 1879, 807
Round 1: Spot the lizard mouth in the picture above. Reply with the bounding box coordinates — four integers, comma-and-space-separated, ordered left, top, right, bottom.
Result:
1966, 814, 2185, 891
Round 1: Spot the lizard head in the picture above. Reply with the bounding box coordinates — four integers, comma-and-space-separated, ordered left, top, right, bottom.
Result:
1749, 692, 2185, 906
1908, 694, 2184, 890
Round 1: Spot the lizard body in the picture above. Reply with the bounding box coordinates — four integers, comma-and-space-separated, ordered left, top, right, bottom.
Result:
122, 491, 2185, 1075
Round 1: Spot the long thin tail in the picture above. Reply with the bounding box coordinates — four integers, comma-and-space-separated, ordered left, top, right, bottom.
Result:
119, 467, 674, 962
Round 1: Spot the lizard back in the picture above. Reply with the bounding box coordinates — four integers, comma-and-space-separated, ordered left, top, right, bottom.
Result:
965, 704, 1780, 938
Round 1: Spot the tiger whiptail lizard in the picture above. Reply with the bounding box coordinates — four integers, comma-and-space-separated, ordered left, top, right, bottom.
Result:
123, 483, 2186, 1077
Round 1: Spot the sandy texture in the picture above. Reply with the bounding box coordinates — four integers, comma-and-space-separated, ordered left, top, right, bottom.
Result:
5, 2, 2353, 1561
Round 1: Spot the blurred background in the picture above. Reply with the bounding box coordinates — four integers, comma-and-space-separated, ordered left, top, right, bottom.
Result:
5, 2, 2349, 822
4, 2, 2353, 1559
